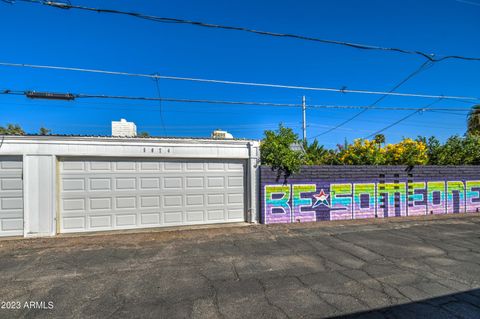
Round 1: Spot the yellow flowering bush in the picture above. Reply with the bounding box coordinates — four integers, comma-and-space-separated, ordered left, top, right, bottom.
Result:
384, 138, 428, 165
339, 138, 385, 165
339, 138, 428, 165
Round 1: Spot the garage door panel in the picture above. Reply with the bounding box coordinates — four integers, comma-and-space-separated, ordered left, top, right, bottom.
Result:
1, 178, 23, 190
164, 211, 183, 223
140, 162, 161, 171
227, 163, 244, 171
116, 178, 136, 190
115, 196, 136, 209
186, 177, 204, 188
186, 194, 204, 206
89, 161, 112, 171
207, 209, 225, 220
164, 162, 182, 171
0, 156, 24, 236
62, 160, 85, 171
89, 215, 113, 228
115, 161, 137, 171
228, 209, 244, 220
163, 195, 183, 208
140, 178, 160, 189
60, 158, 245, 233
140, 212, 161, 225
89, 178, 112, 191
140, 196, 160, 208
163, 177, 182, 189
89, 197, 113, 211
207, 177, 225, 188
62, 216, 86, 230
1, 197, 23, 210
1, 160, 22, 170
186, 162, 204, 171
228, 194, 244, 204
1, 218, 23, 232
63, 198, 86, 211
115, 214, 136, 227
207, 163, 225, 171
62, 178, 85, 191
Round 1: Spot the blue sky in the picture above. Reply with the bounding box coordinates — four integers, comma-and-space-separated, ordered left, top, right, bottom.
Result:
0, 0, 479, 147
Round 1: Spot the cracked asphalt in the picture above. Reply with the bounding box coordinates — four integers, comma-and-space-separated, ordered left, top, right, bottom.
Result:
1, 215, 480, 318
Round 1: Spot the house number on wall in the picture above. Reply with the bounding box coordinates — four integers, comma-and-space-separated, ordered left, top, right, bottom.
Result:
142, 147, 172, 154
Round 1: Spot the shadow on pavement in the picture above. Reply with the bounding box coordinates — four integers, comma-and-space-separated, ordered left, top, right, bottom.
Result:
329, 288, 480, 318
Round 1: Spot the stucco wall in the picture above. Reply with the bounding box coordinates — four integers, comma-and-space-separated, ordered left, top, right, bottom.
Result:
260, 166, 480, 224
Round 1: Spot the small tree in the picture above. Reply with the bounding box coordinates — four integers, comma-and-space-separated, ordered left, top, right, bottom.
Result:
418, 136, 442, 165
0, 124, 25, 135
138, 132, 150, 137
260, 124, 304, 178
39, 127, 51, 135
437, 135, 480, 165
467, 105, 480, 136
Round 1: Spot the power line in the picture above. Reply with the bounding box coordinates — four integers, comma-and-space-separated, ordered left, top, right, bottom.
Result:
428, 110, 468, 116
365, 98, 444, 138
7, 0, 480, 63
1, 62, 479, 102
308, 60, 434, 139
0, 89, 473, 112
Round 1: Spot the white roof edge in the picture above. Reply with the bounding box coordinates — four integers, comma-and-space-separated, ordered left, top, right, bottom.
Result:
1, 135, 260, 145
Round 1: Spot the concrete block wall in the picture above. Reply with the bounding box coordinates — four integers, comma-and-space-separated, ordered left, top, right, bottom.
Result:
260, 166, 480, 224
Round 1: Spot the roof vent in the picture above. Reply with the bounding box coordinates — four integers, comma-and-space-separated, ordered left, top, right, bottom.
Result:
211, 129, 233, 139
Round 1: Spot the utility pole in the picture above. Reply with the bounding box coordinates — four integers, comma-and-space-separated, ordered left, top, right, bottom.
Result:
302, 95, 307, 143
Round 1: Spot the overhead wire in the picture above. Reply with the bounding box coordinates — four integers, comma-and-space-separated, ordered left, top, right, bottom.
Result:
0, 89, 474, 112
0, 62, 479, 102
308, 60, 434, 139
6, 0, 480, 62
365, 98, 444, 138
2, 1, 475, 138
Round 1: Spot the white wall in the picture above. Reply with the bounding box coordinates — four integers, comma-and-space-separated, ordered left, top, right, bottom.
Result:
0, 136, 260, 237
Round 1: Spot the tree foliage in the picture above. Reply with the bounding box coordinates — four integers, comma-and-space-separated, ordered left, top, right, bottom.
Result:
302, 139, 327, 165
260, 124, 304, 177
138, 132, 150, 137
467, 105, 480, 136
39, 127, 51, 135
261, 125, 441, 169
0, 124, 25, 135
430, 135, 480, 165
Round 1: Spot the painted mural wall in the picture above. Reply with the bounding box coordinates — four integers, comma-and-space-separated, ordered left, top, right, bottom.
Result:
260, 166, 480, 224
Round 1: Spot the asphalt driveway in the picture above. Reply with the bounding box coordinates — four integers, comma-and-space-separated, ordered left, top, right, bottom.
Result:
1, 215, 480, 318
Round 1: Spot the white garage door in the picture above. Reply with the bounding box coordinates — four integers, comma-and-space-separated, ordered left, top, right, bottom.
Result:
0, 156, 23, 237
59, 158, 246, 233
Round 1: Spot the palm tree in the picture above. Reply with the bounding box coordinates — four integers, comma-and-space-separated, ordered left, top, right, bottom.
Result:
374, 134, 385, 145
467, 105, 480, 135
302, 139, 328, 165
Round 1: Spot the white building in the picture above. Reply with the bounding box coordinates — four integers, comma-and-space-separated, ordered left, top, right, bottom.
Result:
0, 135, 260, 238
112, 119, 137, 137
